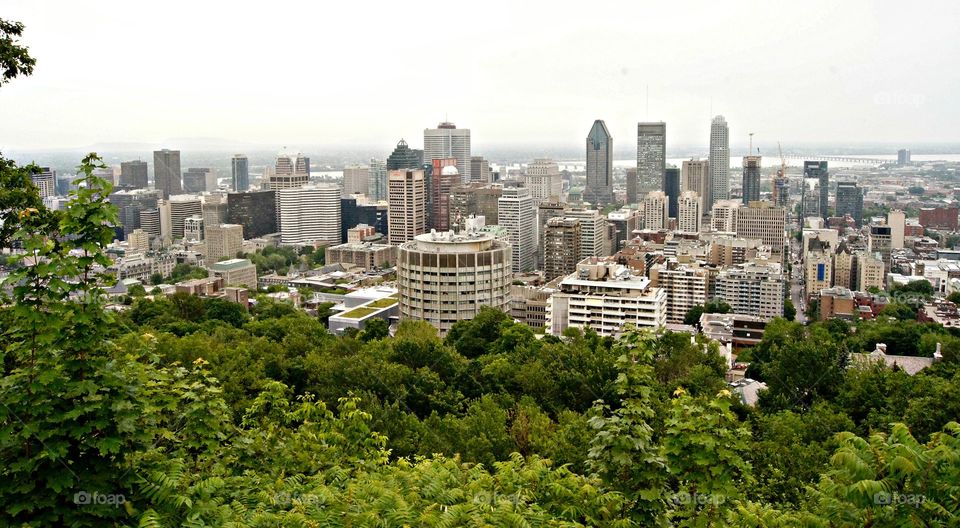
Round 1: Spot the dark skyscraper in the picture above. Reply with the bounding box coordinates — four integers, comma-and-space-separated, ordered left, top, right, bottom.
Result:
232, 154, 249, 191
804, 161, 829, 219
625, 168, 638, 205
636, 122, 666, 195
583, 120, 613, 208
741, 156, 761, 205
153, 149, 182, 199
182, 167, 213, 193
897, 149, 911, 165
119, 160, 148, 189
227, 190, 277, 238
386, 139, 424, 170
663, 167, 680, 218
835, 182, 864, 226
341, 198, 389, 243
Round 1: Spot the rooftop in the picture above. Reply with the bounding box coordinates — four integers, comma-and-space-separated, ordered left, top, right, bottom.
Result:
210, 258, 254, 271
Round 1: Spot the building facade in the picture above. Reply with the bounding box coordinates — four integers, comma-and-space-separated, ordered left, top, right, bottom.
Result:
231, 154, 249, 192
278, 184, 341, 246
584, 120, 614, 207
387, 169, 426, 245
636, 121, 666, 195
153, 149, 182, 199
708, 116, 729, 209
423, 122, 471, 181
498, 185, 537, 273
543, 217, 581, 281
120, 160, 148, 189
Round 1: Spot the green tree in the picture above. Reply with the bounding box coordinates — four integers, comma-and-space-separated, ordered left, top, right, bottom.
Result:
783, 298, 796, 321
0, 18, 36, 86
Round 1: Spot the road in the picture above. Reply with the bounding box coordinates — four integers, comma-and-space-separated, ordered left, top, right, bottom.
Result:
788, 240, 809, 324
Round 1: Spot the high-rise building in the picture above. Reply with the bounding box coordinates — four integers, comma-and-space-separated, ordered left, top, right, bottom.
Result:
342, 165, 370, 197
663, 167, 680, 218
153, 149, 182, 200
566, 208, 607, 259
120, 160, 148, 189
231, 154, 249, 192
710, 200, 740, 232
772, 171, 789, 209
543, 218, 581, 281
887, 210, 906, 249
681, 159, 709, 207
430, 159, 460, 231
368, 158, 388, 202
835, 182, 864, 226
387, 169, 426, 245
167, 195, 202, 240
708, 116, 729, 210
804, 161, 829, 219
110, 188, 160, 236
206, 224, 244, 263
800, 178, 822, 224
897, 149, 911, 165
649, 259, 708, 324
397, 230, 512, 336
741, 156, 761, 205
524, 158, 562, 204
607, 208, 640, 252
449, 182, 502, 232
714, 261, 785, 320
625, 168, 639, 205
584, 120, 614, 207
804, 248, 833, 299
498, 185, 537, 273
227, 190, 277, 238
856, 251, 885, 291
470, 156, 492, 183
29, 167, 56, 199
423, 122, 471, 180
182, 167, 214, 193
386, 139, 423, 170
677, 191, 702, 233
642, 191, 669, 230
278, 185, 341, 246
127, 229, 150, 253
869, 225, 893, 273
636, 122, 666, 195
340, 198, 388, 243
735, 201, 787, 255
264, 151, 310, 190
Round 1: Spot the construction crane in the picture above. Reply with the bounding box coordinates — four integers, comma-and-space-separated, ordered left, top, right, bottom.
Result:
777, 141, 787, 178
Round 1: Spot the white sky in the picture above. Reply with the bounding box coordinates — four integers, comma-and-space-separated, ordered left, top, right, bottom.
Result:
1, 0, 958, 151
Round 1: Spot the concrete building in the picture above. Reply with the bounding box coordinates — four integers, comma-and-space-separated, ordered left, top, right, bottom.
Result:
681, 159, 709, 208
127, 228, 150, 253
819, 287, 856, 320
714, 261, 785, 320
897, 149, 912, 165
326, 242, 397, 270
566, 208, 607, 259
887, 210, 906, 249
649, 259, 708, 324
869, 225, 893, 273
741, 156, 761, 205
805, 248, 833, 299
396, 230, 512, 336
231, 154, 249, 192
735, 201, 787, 255
120, 160, 148, 189
498, 185, 537, 273
625, 168, 638, 205
209, 258, 257, 288
711, 200, 740, 232
430, 160, 461, 231
524, 158, 562, 204
470, 156, 492, 183
607, 208, 641, 252
547, 257, 667, 336
707, 236, 766, 266
368, 158, 388, 202
833, 245, 854, 289
835, 182, 864, 226
424, 122, 471, 180
278, 185, 341, 246
800, 178, 822, 223
677, 191, 702, 233
206, 224, 243, 263
342, 165, 370, 197
449, 182, 502, 232
347, 224, 377, 244
804, 161, 829, 219
110, 188, 160, 236
584, 120, 614, 207
153, 149, 182, 199
642, 191, 669, 230
184, 215, 204, 241
386, 138, 423, 171
387, 169, 426, 245
264, 151, 310, 190
227, 190, 277, 238
636, 122, 666, 194
857, 251, 886, 291
168, 195, 203, 240
182, 167, 215, 193
543, 217, 581, 281
708, 115, 729, 209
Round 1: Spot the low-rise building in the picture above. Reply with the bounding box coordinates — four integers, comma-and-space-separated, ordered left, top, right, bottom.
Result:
326, 242, 397, 270
208, 258, 257, 288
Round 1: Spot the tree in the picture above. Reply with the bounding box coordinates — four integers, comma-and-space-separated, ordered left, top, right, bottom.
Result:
0, 19, 36, 86
783, 299, 796, 321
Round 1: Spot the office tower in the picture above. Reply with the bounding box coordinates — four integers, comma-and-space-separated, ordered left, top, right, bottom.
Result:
649, 260, 708, 324
642, 191, 669, 230
183, 167, 214, 193
168, 195, 203, 239
833, 244, 854, 289
714, 262, 786, 320
887, 210, 906, 249
498, 185, 537, 273
278, 184, 341, 246
772, 171, 789, 208
607, 208, 640, 252
542, 218, 581, 281
735, 201, 787, 255
388, 169, 426, 245
804, 161, 829, 219
800, 178, 821, 225
139, 208, 162, 239
804, 248, 833, 298
625, 168, 638, 204
297, 154, 310, 177
110, 188, 160, 236
127, 229, 150, 253
29, 167, 57, 199
342, 165, 370, 197
835, 182, 864, 226
584, 119, 614, 207
681, 159, 709, 206
265, 151, 310, 190
201, 197, 228, 230
423, 121, 471, 180
741, 155, 761, 205
206, 224, 243, 263
120, 160, 149, 189
153, 149, 182, 199
386, 139, 423, 170
428, 159, 460, 231
663, 167, 680, 218
677, 191, 701, 233
856, 251, 885, 291
708, 115, 729, 210
524, 158, 563, 204
869, 226, 893, 273
897, 149, 911, 165
636, 122, 666, 195
397, 230, 511, 336
227, 190, 277, 238
369, 158, 387, 201
710, 200, 740, 232
566, 208, 606, 258
340, 198, 389, 243
470, 156, 492, 183
449, 182, 502, 232
231, 154, 249, 192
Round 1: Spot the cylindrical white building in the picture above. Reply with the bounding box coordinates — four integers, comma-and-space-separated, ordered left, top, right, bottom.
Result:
397, 230, 512, 335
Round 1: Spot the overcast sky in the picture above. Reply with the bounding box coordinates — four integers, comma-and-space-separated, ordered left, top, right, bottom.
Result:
1, 0, 957, 152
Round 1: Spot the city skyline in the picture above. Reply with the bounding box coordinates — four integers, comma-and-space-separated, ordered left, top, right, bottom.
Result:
1, 0, 958, 152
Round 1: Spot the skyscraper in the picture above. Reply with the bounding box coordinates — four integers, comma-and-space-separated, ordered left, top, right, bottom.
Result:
470, 156, 492, 183
584, 120, 614, 208
30, 167, 57, 199
543, 218, 581, 281
625, 168, 639, 205
342, 165, 370, 197
524, 158, 563, 205
498, 185, 537, 273
804, 161, 829, 219
681, 159, 709, 207
182, 167, 214, 193
663, 167, 680, 218
708, 116, 729, 210
386, 139, 423, 170
897, 149, 911, 165
153, 149, 182, 199
368, 158, 387, 202
231, 154, 249, 192
636, 122, 666, 195
265, 151, 310, 190
677, 191, 701, 233
227, 190, 277, 238
835, 182, 864, 226
278, 185, 341, 246
430, 159, 460, 231
387, 169, 426, 245
120, 160, 148, 189
772, 171, 789, 209
642, 191, 669, 230
741, 155, 761, 205
423, 122, 471, 181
